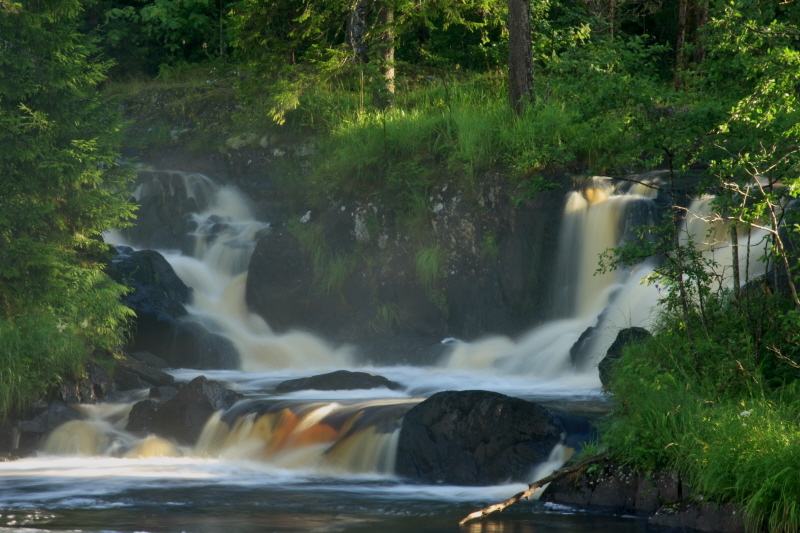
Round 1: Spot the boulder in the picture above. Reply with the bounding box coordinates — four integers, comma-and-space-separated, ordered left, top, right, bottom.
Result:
395, 390, 564, 485
107, 249, 240, 370
8, 401, 83, 455
569, 326, 597, 371
126, 376, 241, 445
598, 327, 652, 388
170, 321, 240, 370
129, 351, 171, 369
275, 370, 403, 393
116, 354, 175, 387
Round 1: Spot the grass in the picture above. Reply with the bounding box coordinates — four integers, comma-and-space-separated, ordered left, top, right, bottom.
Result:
0, 311, 89, 418
599, 290, 800, 532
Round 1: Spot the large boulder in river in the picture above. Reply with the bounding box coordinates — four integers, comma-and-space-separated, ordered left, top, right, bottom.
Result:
275, 370, 402, 393
127, 375, 241, 445
598, 327, 652, 388
108, 248, 240, 370
395, 390, 564, 485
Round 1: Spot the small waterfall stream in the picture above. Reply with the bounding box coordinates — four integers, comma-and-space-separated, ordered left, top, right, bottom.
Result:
0, 169, 765, 533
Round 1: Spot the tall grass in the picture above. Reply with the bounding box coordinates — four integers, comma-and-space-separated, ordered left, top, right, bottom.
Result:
601, 292, 800, 532
0, 312, 88, 417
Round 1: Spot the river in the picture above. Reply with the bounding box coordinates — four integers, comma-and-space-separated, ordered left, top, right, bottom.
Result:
1, 170, 756, 533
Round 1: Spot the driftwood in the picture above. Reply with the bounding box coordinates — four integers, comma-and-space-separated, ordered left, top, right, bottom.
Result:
458, 452, 608, 526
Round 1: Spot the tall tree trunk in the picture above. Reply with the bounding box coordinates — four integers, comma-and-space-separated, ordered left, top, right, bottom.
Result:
675, 0, 688, 86
347, 0, 370, 64
373, 0, 395, 109
508, 0, 534, 115
693, 0, 708, 64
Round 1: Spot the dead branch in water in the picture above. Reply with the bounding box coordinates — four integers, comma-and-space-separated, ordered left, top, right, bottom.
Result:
458, 452, 608, 526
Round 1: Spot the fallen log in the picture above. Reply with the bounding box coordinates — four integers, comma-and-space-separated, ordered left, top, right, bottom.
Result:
458, 451, 608, 525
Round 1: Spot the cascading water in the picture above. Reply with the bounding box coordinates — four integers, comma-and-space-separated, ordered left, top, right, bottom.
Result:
2, 168, 761, 533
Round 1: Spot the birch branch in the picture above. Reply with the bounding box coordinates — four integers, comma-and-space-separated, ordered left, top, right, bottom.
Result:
458, 452, 608, 526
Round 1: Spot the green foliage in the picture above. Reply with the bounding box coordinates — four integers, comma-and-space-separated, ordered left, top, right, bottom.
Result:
0, 0, 136, 417
0, 312, 87, 417
601, 291, 800, 532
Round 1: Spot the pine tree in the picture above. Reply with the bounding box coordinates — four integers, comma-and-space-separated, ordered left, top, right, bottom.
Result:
0, 0, 135, 349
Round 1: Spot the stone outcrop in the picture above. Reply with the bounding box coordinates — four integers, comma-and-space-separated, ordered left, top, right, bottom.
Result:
126, 375, 241, 445
395, 390, 564, 485
107, 248, 239, 370
275, 370, 403, 393
540, 460, 746, 533
597, 327, 652, 387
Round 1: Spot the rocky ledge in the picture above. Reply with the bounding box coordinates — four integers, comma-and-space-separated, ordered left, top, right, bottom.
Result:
540, 459, 746, 533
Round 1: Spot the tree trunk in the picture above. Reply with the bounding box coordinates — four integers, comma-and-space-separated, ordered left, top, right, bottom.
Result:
508, 0, 534, 115
675, 0, 688, 86
693, 0, 708, 64
373, 0, 395, 109
347, 0, 370, 64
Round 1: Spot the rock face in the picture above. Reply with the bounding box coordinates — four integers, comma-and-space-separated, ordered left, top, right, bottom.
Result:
107, 248, 239, 370
243, 174, 567, 351
598, 327, 652, 387
275, 370, 403, 393
395, 390, 564, 485
127, 375, 241, 445
540, 460, 746, 533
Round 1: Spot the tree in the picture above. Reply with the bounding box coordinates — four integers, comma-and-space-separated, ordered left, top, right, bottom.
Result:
508, 0, 533, 114
0, 0, 135, 348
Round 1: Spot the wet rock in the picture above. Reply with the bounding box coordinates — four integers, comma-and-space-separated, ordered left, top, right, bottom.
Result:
170, 321, 240, 370
275, 370, 402, 393
395, 390, 564, 485
541, 461, 677, 514
650, 502, 746, 533
114, 366, 146, 391
107, 249, 240, 370
127, 376, 242, 445
59, 362, 115, 404
117, 354, 175, 387
149, 385, 179, 401
569, 326, 597, 371
541, 459, 746, 532
598, 327, 652, 387
129, 351, 171, 369
106, 249, 190, 357
6, 401, 83, 455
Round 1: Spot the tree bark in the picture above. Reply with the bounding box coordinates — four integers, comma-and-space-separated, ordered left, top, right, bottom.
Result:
675, 0, 688, 86
347, 0, 370, 64
508, 0, 534, 115
373, 0, 395, 109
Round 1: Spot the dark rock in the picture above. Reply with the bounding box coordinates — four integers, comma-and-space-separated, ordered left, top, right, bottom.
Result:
149, 385, 179, 401
9, 401, 83, 454
598, 327, 652, 387
245, 229, 314, 333
116, 354, 175, 387
650, 502, 746, 533
59, 362, 115, 403
170, 321, 240, 370
569, 326, 597, 371
129, 351, 171, 369
106, 249, 190, 358
395, 390, 564, 485
134, 376, 242, 445
276, 370, 403, 393
541, 460, 693, 517
356, 334, 450, 366
126, 399, 160, 434
107, 249, 240, 370
115, 367, 146, 391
